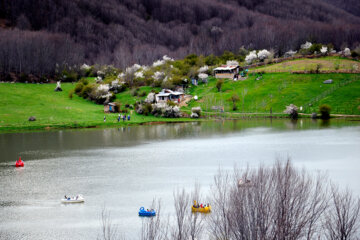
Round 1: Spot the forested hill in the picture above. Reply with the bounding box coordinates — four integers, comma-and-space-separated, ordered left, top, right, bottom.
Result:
1, 0, 360, 71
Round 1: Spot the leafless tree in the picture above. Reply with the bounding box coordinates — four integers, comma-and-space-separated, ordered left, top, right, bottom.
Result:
98, 206, 124, 240
324, 185, 360, 240
188, 182, 205, 240
140, 199, 169, 240
209, 160, 330, 240
208, 168, 232, 240
172, 188, 190, 240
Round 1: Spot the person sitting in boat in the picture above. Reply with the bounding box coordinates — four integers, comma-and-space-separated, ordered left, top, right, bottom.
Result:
193, 200, 199, 208
200, 203, 203, 208
64, 195, 67, 199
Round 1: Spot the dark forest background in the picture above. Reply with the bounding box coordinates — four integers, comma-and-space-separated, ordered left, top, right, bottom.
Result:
1, 0, 360, 75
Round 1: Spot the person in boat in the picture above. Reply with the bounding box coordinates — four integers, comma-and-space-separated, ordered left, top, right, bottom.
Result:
200, 203, 203, 208
64, 195, 67, 199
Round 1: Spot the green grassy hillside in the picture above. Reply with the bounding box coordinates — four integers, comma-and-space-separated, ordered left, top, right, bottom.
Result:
186, 73, 360, 115
0, 83, 186, 131
251, 57, 360, 73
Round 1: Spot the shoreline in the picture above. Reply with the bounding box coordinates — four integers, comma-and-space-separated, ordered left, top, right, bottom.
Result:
1, 113, 359, 134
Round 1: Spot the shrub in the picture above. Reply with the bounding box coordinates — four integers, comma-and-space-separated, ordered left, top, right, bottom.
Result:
68, 89, 74, 100
143, 103, 153, 116
216, 79, 224, 92
81, 84, 95, 99
131, 88, 139, 96
19, 73, 29, 83
167, 100, 176, 107
284, 104, 299, 119
74, 82, 84, 94
316, 64, 322, 74
139, 91, 147, 97
319, 104, 331, 119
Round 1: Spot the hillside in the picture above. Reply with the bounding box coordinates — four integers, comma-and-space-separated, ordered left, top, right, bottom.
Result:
1, 0, 360, 74
1, 57, 359, 132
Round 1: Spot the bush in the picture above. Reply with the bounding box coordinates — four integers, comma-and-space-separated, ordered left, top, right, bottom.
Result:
68, 89, 74, 100
216, 79, 224, 92
284, 104, 299, 119
19, 73, 29, 83
131, 88, 139, 96
143, 103, 153, 116
139, 91, 147, 97
80, 84, 95, 99
74, 82, 84, 94
319, 104, 331, 119
167, 100, 176, 107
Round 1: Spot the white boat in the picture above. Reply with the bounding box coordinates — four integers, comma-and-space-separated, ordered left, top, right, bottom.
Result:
61, 195, 84, 203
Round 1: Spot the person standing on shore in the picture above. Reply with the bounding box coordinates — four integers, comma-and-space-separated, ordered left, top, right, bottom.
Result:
104, 116, 106, 122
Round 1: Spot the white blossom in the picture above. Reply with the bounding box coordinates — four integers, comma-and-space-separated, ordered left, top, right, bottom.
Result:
153, 71, 165, 80
320, 46, 328, 54
117, 73, 125, 79
97, 70, 105, 77
257, 49, 271, 60
198, 73, 208, 79
134, 71, 144, 79
301, 41, 312, 49
162, 55, 174, 61
245, 50, 258, 64
80, 64, 91, 70
198, 65, 209, 73
284, 50, 297, 57
226, 60, 239, 66
344, 48, 351, 56
152, 59, 165, 67
125, 64, 141, 74
97, 84, 109, 93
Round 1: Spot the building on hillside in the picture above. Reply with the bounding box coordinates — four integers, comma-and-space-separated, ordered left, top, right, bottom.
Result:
213, 65, 241, 79
104, 102, 116, 113
155, 89, 185, 103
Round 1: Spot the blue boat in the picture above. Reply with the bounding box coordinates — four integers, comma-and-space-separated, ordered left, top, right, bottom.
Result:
138, 207, 156, 217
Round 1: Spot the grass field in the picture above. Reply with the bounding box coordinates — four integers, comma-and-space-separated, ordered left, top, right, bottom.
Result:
0, 83, 191, 132
251, 57, 360, 73
1, 57, 360, 132
185, 73, 360, 115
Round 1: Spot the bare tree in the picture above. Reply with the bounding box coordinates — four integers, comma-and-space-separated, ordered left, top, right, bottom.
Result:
324, 185, 360, 240
208, 168, 232, 240
141, 199, 169, 240
188, 182, 205, 240
172, 188, 190, 240
98, 206, 124, 240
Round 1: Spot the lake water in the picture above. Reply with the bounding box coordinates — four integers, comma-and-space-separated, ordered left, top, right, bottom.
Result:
0, 119, 359, 239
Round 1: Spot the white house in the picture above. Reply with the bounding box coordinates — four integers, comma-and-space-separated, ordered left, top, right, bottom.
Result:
155, 89, 185, 103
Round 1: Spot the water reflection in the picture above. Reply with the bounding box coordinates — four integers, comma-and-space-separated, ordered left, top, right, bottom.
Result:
0, 119, 359, 239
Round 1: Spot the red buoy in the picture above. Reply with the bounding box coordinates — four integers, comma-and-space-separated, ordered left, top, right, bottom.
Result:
15, 157, 24, 167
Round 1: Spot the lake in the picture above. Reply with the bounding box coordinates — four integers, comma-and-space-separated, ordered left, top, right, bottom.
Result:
0, 119, 359, 239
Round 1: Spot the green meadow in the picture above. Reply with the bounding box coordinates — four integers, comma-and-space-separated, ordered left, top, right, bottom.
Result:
0, 83, 191, 132
186, 73, 360, 115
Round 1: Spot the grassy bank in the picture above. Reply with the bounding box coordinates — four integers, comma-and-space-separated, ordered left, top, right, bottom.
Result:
186, 73, 360, 115
251, 56, 360, 73
0, 83, 193, 132
1, 71, 360, 133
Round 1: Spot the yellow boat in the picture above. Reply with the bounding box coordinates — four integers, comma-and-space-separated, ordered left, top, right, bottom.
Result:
192, 201, 211, 213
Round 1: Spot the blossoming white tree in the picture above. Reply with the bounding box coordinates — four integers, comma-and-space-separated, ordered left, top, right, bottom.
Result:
257, 49, 271, 61
226, 60, 239, 66
198, 65, 209, 73
301, 41, 312, 49
245, 51, 258, 64
284, 50, 297, 58
344, 48, 351, 56
320, 46, 328, 54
